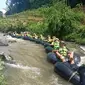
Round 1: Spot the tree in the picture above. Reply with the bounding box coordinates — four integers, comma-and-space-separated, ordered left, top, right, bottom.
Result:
44, 1, 82, 39
6, 0, 52, 15
67, 0, 85, 8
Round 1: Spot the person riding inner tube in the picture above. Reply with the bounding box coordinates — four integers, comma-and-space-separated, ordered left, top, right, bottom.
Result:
32, 33, 38, 39
47, 35, 52, 43
55, 41, 74, 64
39, 34, 45, 41
51, 37, 60, 50
26, 32, 32, 38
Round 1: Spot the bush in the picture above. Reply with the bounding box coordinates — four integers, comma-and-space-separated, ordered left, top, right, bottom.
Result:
43, 1, 85, 40
27, 21, 48, 35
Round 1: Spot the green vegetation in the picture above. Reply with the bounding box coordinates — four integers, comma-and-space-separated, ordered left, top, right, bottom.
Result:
43, 2, 85, 41
0, 1, 84, 84
0, 0, 85, 44
0, 11, 3, 17
0, 59, 6, 85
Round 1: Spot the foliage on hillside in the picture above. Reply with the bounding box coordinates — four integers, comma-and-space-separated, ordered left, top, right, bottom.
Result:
43, 2, 85, 40
0, 11, 3, 17
0, 9, 45, 33
0, 1, 85, 44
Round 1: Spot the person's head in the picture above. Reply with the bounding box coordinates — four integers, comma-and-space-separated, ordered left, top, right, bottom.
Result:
48, 35, 51, 39
52, 36, 56, 40
60, 41, 66, 47
54, 38, 59, 42
40, 34, 43, 37
34, 33, 36, 36
52, 36, 56, 38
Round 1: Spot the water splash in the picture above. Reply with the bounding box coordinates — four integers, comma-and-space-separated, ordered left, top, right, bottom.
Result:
4, 63, 40, 75
6, 35, 23, 42
49, 74, 72, 85
80, 46, 85, 54
79, 57, 85, 65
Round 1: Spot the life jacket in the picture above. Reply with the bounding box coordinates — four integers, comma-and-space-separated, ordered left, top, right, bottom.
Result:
40, 35, 44, 40
27, 34, 32, 37
48, 37, 52, 43
35, 35, 38, 39
53, 41, 59, 50
59, 46, 68, 57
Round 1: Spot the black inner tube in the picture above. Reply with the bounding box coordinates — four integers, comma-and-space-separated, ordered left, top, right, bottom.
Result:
54, 62, 80, 85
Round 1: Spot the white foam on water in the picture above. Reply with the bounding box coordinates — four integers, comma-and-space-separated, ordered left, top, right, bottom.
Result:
78, 46, 85, 65
50, 74, 72, 85
6, 35, 17, 42
80, 46, 85, 54
80, 46, 85, 51
4, 63, 40, 75
17, 39, 25, 42
79, 56, 85, 65
6, 35, 25, 43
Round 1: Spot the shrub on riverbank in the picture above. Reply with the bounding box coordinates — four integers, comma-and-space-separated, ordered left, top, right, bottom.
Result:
43, 2, 85, 39
0, 18, 28, 33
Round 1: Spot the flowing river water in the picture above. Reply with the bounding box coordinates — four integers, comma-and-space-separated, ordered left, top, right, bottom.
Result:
0, 33, 85, 85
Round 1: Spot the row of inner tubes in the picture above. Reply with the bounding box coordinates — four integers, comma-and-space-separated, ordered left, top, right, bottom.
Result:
11, 35, 85, 85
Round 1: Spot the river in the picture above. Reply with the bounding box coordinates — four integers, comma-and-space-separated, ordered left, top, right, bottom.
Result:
0, 33, 85, 85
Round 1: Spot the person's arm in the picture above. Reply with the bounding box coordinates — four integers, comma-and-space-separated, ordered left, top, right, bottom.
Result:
51, 42, 53, 45
56, 51, 65, 62
68, 51, 74, 64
